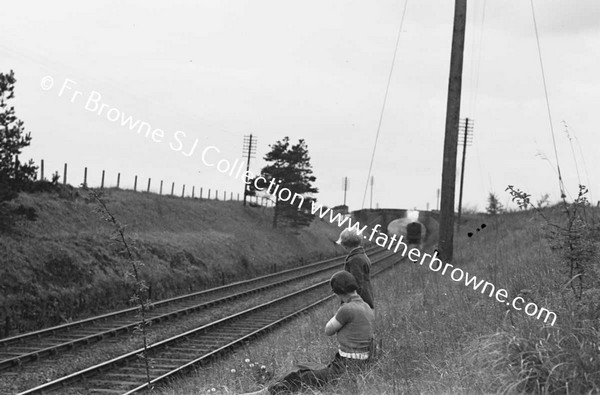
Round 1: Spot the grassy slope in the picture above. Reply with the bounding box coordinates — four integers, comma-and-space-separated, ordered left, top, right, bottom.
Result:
161, 206, 600, 394
0, 188, 343, 336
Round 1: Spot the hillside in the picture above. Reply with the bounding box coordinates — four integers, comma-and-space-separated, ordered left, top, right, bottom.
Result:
0, 188, 343, 337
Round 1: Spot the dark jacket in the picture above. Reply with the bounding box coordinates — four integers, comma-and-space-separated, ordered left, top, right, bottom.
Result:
343, 247, 374, 309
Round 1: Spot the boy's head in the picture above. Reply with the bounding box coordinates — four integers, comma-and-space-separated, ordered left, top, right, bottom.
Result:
330, 270, 359, 295
335, 228, 362, 249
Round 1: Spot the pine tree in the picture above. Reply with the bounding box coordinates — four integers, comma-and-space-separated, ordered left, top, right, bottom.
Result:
0, 70, 37, 202
250, 137, 318, 228
486, 192, 504, 215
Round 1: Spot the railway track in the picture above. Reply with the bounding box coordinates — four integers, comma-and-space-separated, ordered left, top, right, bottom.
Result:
17, 249, 402, 395
1, 247, 386, 373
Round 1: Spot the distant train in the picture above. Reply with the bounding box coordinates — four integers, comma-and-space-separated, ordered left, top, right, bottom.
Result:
351, 208, 439, 250
386, 210, 426, 246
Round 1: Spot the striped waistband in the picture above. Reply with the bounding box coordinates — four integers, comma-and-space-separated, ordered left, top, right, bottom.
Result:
339, 350, 369, 360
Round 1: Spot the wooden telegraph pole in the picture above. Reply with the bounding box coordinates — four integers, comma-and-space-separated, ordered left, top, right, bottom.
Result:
438, 0, 467, 262
342, 177, 349, 209
242, 134, 256, 206
370, 176, 374, 210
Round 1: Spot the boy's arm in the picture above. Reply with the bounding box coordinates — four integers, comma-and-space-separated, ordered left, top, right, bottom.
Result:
324, 316, 343, 336
325, 305, 350, 336
345, 257, 366, 288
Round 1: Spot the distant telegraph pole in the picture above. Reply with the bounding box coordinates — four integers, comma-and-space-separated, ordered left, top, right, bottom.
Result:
342, 177, 349, 208
438, 0, 467, 263
242, 134, 257, 206
456, 118, 474, 230
370, 176, 374, 210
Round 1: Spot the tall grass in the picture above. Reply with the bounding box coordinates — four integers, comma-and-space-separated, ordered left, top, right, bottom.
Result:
159, 203, 600, 394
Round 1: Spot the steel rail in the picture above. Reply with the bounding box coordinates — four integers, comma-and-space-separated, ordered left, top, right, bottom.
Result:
1, 248, 386, 371
18, 252, 402, 395
1, 248, 375, 346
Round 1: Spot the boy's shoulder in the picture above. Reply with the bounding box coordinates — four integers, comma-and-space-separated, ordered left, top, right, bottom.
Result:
345, 251, 370, 264
339, 297, 370, 314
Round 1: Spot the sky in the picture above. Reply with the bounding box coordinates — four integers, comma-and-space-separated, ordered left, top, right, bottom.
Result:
2, 0, 599, 213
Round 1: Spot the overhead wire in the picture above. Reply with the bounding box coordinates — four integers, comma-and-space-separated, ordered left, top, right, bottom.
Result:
465, 0, 489, 206
360, 0, 409, 209
529, 0, 567, 199
567, 122, 594, 202
562, 121, 582, 186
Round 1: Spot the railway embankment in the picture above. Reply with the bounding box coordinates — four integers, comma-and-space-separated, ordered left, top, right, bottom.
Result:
0, 187, 342, 338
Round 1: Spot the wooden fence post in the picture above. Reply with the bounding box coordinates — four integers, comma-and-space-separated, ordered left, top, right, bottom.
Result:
101, 170, 105, 189
192, 186, 195, 198
230, 191, 233, 201
160, 180, 163, 195
40, 159, 44, 181
223, 190, 226, 201
208, 189, 211, 199
182, 184, 185, 198
63, 163, 67, 185
83, 167, 87, 186
117, 173, 121, 188
200, 187, 203, 200
171, 182, 175, 196
147, 178, 151, 192
134, 175, 138, 191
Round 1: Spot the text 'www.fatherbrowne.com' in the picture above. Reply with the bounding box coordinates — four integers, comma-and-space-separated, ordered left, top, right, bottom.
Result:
309, 202, 557, 326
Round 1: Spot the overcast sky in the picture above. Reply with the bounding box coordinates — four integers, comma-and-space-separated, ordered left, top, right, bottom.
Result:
2, 0, 599, 213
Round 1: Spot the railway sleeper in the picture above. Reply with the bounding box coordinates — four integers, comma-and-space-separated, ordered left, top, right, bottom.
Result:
66, 329, 116, 336
185, 341, 224, 349
155, 356, 198, 365
1, 357, 22, 369
165, 346, 208, 353
119, 366, 173, 374
91, 324, 131, 329
231, 323, 268, 328
107, 321, 139, 327
4, 345, 54, 353
0, 351, 27, 358
210, 333, 252, 340
201, 338, 243, 345
222, 326, 261, 333
86, 378, 141, 388
211, 332, 251, 342
150, 357, 193, 364
213, 328, 254, 334
85, 387, 124, 394
157, 350, 199, 358
102, 372, 155, 380
44, 336, 86, 343
128, 363, 179, 371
